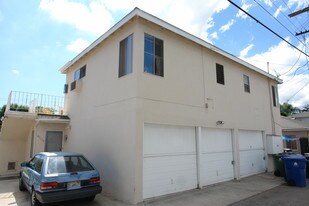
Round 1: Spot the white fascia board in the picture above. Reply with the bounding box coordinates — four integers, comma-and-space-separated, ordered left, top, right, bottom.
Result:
35, 119, 70, 124
59, 8, 281, 83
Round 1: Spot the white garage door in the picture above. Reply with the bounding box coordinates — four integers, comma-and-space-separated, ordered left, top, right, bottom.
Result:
143, 124, 197, 199
239, 130, 266, 177
201, 128, 234, 186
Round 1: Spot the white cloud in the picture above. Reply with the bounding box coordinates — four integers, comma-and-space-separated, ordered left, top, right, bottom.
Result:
12, 69, 20, 75
288, 0, 308, 10
39, 0, 114, 36
242, 39, 309, 107
210, 32, 219, 40
66, 38, 90, 53
219, 19, 235, 33
262, 0, 272, 7
239, 44, 254, 58
236, 3, 252, 19
274, 5, 287, 18
40, 0, 230, 42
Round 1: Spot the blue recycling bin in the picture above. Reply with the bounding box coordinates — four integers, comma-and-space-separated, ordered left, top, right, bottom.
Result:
282, 154, 307, 187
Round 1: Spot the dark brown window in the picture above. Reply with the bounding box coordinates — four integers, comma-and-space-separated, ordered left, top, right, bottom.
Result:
119, 34, 133, 77
216, 63, 224, 85
144, 33, 164, 77
243, 75, 250, 93
272, 85, 279, 107
64, 84, 68, 94
70, 81, 76, 91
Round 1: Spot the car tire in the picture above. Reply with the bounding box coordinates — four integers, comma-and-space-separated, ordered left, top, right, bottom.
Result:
31, 189, 41, 206
86, 195, 96, 201
19, 177, 26, 191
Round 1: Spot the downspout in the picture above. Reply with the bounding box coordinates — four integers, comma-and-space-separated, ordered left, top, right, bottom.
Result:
267, 62, 276, 135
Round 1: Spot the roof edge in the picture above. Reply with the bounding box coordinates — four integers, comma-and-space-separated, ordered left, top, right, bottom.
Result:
59, 7, 281, 83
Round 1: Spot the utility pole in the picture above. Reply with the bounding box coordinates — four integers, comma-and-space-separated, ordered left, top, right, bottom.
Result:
288, 7, 309, 17
288, 6, 309, 36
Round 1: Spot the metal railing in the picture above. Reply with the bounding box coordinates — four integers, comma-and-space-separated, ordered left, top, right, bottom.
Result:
6, 91, 65, 115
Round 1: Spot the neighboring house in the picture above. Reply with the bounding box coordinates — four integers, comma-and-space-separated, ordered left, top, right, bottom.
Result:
291, 112, 309, 123
59, 8, 282, 204
0, 92, 69, 177
0, 8, 282, 204
281, 115, 309, 154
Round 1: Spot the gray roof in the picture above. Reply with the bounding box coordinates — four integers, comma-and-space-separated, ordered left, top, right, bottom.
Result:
59, 8, 281, 84
290, 112, 309, 118
281, 116, 309, 131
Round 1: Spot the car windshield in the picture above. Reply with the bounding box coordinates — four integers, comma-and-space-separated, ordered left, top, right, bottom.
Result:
47, 155, 94, 174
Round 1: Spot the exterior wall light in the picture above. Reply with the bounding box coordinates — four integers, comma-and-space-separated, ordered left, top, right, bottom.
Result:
216, 121, 224, 125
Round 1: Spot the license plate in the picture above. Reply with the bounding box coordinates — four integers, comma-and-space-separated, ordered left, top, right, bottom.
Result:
67, 181, 81, 190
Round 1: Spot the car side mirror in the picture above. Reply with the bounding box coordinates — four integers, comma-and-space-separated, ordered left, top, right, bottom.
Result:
21, 162, 30, 167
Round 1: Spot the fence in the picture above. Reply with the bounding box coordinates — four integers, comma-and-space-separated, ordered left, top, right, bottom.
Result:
6, 91, 64, 115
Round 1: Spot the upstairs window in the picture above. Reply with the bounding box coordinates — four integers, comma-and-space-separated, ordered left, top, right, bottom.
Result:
63, 84, 68, 94
119, 34, 133, 77
216, 63, 224, 85
144, 33, 164, 77
74, 65, 86, 81
272, 85, 279, 107
243, 74, 250, 93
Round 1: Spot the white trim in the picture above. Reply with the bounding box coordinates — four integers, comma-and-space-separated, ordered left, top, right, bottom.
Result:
59, 8, 281, 83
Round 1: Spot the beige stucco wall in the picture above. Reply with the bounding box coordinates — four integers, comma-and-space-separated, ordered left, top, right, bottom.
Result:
63, 21, 139, 203
33, 122, 67, 155
63, 18, 281, 204
0, 140, 26, 177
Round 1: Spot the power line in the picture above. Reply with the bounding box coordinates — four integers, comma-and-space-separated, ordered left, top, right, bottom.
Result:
279, 49, 302, 76
253, 0, 307, 49
228, 0, 309, 57
287, 80, 309, 102
278, 0, 307, 32
283, 61, 309, 83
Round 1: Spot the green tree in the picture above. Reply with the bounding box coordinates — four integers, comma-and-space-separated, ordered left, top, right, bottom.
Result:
280, 102, 298, 117
302, 104, 309, 112
0, 105, 6, 128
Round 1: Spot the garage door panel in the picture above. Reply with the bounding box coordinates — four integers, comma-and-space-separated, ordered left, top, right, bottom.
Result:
239, 150, 265, 177
144, 124, 196, 155
201, 128, 232, 153
201, 152, 234, 185
239, 130, 265, 177
143, 124, 197, 199
143, 154, 197, 198
239, 130, 264, 150
200, 128, 234, 186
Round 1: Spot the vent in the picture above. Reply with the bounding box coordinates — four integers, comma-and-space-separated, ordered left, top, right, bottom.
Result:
8, 162, 16, 171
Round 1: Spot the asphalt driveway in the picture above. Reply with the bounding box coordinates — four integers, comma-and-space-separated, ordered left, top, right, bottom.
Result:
0, 174, 307, 206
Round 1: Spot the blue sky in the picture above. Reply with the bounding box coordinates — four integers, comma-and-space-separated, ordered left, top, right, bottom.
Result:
0, 0, 308, 107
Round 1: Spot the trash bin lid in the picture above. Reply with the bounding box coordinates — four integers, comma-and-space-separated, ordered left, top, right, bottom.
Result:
282, 154, 306, 161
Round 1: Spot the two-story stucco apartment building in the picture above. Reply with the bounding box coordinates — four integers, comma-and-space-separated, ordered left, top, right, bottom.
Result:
0, 8, 282, 204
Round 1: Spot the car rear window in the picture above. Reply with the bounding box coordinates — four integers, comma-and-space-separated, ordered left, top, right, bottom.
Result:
47, 156, 95, 174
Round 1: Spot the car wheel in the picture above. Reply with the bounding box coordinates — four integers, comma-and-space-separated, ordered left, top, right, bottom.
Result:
18, 177, 26, 191
31, 189, 41, 206
86, 195, 96, 201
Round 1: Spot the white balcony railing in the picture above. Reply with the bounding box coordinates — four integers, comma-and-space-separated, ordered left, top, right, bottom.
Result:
6, 91, 65, 115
